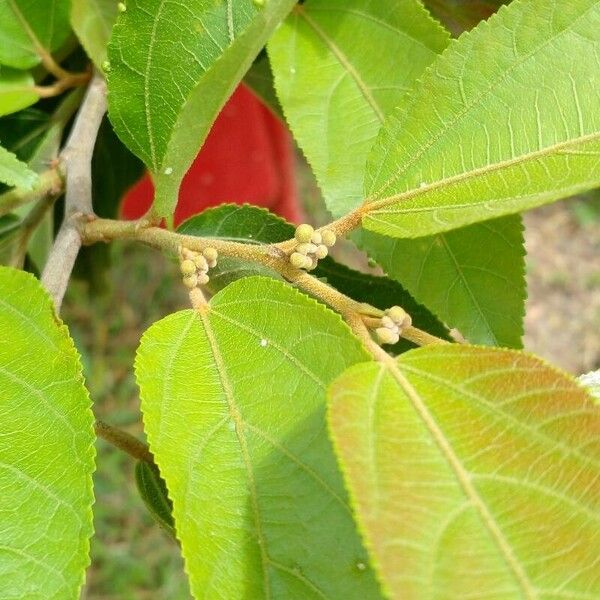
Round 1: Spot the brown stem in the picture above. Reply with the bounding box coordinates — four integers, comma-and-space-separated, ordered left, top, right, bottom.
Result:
95, 420, 154, 464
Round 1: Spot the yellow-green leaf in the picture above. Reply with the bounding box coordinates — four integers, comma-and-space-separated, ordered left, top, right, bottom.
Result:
364, 0, 600, 238
329, 345, 600, 599
0, 266, 95, 599
136, 276, 382, 599
0, 143, 37, 189
268, 0, 449, 217
0, 66, 39, 117
71, 0, 117, 67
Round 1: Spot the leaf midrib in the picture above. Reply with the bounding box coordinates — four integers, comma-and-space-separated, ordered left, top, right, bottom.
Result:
383, 354, 537, 598
198, 307, 272, 598
363, 131, 600, 217
294, 4, 385, 123
370, 3, 598, 200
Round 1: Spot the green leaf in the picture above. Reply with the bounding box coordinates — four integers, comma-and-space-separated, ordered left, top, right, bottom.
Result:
107, 0, 296, 220
423, 0, 508, 36
579, 370, 600, 403
71, 0, 117, 67
178, 203, 448, 350
0, 0, 72, 69
0, 66, 39, 117
329, 345, 600, 599
0, 143, 37, 188
134, 461, 176, 539
0, 266, 95, 599
268, 0, 449, 217
363, 0, 600, 238
136, 276, 382, 598
359, 215, 526, 347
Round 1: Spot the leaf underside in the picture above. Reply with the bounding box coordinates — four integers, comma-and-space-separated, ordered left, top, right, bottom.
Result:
363, 0, 600, 238
136, 276, 382, 599
268, 0, 449, 217
329, 345, 600, 599
358, 215, 526, 348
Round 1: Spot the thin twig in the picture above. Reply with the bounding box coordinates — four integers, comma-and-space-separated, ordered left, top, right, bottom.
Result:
95, 420, 154, 464
81, 217, 446, 348
41, 72, 107, 311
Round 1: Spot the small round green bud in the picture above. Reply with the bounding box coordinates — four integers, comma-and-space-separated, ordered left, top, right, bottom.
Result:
290, 252, 308, 269
197, 272, 210, 285
183, 274, 198, 289
296, 242, 317, 255
180, 259, 196, 276
375, 327, 399, 345
101, 60, 111, 73
202, 247, 218, 262
310, 231, 322, 245
117, 2, 127, 12
314, 244, 328, 259
321, 229, 336, 247
295, 224, 314, 243
193, 254, 209, 271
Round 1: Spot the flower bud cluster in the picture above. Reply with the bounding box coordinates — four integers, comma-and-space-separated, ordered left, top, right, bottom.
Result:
375, 306, 412, 345
289, 224, 336, 270
179, 246, 218, 289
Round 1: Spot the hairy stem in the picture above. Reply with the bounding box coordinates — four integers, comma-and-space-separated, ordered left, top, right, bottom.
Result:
82, 217, 444, 348
41, 72, 107, 311
95, 420, 154, 464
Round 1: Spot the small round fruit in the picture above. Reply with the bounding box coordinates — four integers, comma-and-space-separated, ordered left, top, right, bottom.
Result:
290, 252, 308, 269
296, 242, 317, 255
295, 224, 314, 243
183, 274, 198, 289
180, 259, 196, 276
314, 244, 328, 259
202, 247, 218, 262
193, 254, 209, 271
321, 229, 336, 247
375, 327, 399, 345
310, 231, 322, 245
197, 272, 210, 285
381, 315, 395, 329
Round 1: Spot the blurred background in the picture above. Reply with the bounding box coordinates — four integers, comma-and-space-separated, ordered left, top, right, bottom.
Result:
66, 161, 599, 598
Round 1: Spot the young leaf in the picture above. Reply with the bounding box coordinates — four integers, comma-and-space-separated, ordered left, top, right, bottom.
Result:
136, 276, 382, 598
177, 203, 448, 349
0, 0, 72, 69
0, 66, 39, 117
71, 0, 118, 67
359, 215, 526, 347
0, 266, 95, 599
107, 0, 296, 220
363, 0, 600, 238
329, 345, 600, 599
0, 143, 37, 189
268, 0, 449, 217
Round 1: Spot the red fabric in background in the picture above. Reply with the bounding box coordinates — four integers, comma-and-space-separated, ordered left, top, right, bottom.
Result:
121, 84, 301, 226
